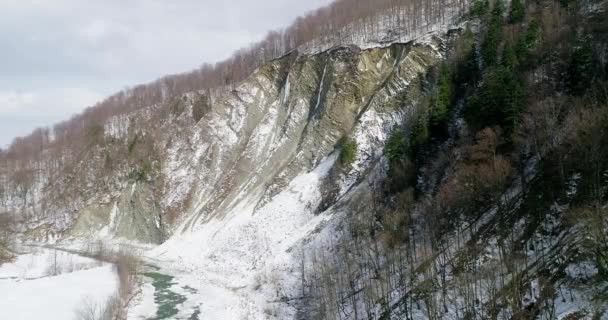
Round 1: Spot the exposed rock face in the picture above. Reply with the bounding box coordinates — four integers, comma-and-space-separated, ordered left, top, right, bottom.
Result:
0, 32, 450, 318
0, 36, 445, 245
70, 182, 163, 243
176, 41, 441, 232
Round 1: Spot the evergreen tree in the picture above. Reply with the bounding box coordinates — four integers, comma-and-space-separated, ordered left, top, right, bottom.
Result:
471, 0, 490, 17
385, 128, 415, 191
481, 3, 504, 67
492, 0, 505, 16
409, 111, 430, 150
457, 44, 481, 87
524, 20, 540, 49
515, 32, 528, 62
510, 0, 524, 23
466, 66, 524, 135
385, 128, 407, 175
502, 42, 518, 69
338, 137, 358, 168
430, 64, 452, 129
569, 37, 596, 95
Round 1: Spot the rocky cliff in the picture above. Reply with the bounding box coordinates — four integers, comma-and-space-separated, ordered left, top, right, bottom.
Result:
2, 0, 608, 318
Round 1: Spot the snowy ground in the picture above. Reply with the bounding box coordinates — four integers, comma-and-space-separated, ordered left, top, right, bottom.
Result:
0, 247, 118, 320
123, 154, 339, 319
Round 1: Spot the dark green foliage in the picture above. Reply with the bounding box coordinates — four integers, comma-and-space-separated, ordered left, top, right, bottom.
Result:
510, 0, 524, 23
385, 128, 407, 165
466, 66, 525, 135
481, 10, 503, 66
338, 137, 357, 168
456, 44, 481, 87
568, 38, 596, 95
524, 20, 540, 50
502, 42, 518, 69
514, 34, 528, 62
430, 64, 452, 129
513, 21, 539, 66
385, 128, 415, 191
492, 0, 504, 16
453, 26, 479, 91
470, 0, 490, 17
409, 111, 430, 149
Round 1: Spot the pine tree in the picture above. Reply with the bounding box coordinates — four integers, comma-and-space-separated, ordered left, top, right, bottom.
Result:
386, 128, 407, 164
457, 44, 480, 86
510, 0, 524, 23
385, 128, 408, 180
481, 3, 504, 67
515, 33, 528, 62
471, 0, 490, 17
409, 111, 430, 149
569, 37, 595, 95
466, 66, 524, 135
524, 20, 540, 49
492, 0, 505, 16
502, 42, 518, 70
338, 137, 358, 168
430, 64, 452, 128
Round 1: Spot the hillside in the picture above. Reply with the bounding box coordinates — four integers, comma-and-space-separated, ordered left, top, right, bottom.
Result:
1, 0, 608, 319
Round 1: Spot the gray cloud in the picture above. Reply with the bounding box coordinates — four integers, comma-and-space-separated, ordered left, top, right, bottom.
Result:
0, 0, 332, 147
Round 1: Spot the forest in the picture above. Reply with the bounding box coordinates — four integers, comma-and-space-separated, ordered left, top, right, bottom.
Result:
298, 0, 608, 318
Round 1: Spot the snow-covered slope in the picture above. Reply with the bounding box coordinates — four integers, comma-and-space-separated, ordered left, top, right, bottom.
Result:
137, 37, 447, 319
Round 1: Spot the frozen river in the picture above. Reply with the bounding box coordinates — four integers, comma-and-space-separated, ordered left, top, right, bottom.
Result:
0, 247, 118, 320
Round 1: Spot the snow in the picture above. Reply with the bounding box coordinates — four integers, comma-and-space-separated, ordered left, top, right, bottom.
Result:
0, 248, 118, 320
0, 247, 102, 279
282, 78, 291, 104
299, 1, 466, 55
104, 114, 130, 140
100, 202, 120, 238
565, 262, 599, 280
0, 7, 495, 319
314, 66, 328, 113
127, 281, 158, 319
132, 154, 339, 319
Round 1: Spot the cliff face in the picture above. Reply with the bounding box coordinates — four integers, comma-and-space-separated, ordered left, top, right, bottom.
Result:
0, 36, 445, 245
3, 0, 607, 318
0, 33, 452, 318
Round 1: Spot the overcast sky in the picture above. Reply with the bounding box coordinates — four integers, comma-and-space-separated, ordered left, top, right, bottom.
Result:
0, 0, 332, 148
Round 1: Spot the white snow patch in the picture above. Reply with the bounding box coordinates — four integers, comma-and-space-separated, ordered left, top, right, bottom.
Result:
0, 248, 117, 320
0, 247, 102, 279
146, 154, 339, 319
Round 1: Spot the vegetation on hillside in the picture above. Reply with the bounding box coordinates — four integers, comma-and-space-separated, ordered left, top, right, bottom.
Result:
301, 0, 608, 318
0, 0, 468, 184
338, 137, 358, 169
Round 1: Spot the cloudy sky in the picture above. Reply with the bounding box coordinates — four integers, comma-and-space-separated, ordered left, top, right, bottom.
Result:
0, 0, 332, 148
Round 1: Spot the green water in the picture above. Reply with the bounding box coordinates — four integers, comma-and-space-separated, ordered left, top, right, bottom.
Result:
143, 272, 188, 320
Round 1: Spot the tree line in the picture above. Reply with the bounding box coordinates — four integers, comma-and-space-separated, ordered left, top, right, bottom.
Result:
0, 0, 466, 175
